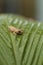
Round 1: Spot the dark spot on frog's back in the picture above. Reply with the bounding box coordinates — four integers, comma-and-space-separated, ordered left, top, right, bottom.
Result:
16, 30, 23, 35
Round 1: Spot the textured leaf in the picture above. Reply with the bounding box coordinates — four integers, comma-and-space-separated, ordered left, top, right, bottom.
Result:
0, 14, 43, 65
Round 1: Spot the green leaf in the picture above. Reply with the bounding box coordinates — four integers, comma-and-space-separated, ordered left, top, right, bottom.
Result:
0, 14, 43, 65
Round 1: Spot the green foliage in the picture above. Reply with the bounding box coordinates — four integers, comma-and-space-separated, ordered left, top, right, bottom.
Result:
0, 14, 43, 65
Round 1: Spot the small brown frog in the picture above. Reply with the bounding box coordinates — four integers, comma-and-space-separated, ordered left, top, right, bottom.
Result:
8, 26, 23, 35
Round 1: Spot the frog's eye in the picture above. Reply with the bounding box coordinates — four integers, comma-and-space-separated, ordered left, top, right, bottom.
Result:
15, 30, 23, 35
